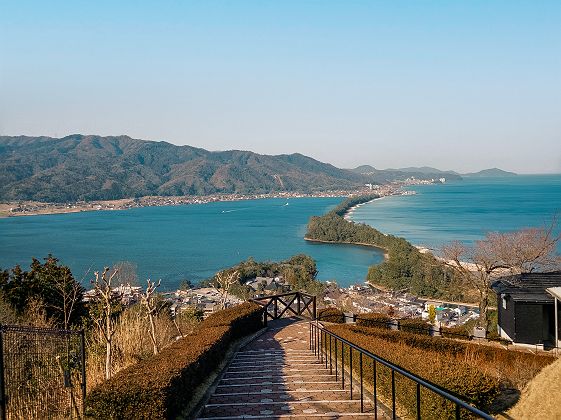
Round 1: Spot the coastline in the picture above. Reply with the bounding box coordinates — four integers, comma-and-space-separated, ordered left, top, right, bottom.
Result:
0, 190, 355, 219
343, 189, 416, 221
0, 178, 430, 219
304, 237, 389, 260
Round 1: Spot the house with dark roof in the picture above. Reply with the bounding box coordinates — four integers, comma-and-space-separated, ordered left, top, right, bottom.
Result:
491, 271, 561, 347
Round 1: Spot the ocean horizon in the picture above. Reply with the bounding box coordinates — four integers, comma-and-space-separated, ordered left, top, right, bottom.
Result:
350, 174, 561, 253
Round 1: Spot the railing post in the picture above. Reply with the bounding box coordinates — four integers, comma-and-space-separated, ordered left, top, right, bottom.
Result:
0, 325, 6, 420
391, 369, 396, 420
312, 296, 316, 320
373, 360, 377, 419
359, 352, 363, 412
329, 335, 332, 374
274, 298, 278, 319
349, 348, 353, 399
341, 342, 345, 389
297, 293, 301, 316
80, 329, 87, 416
320, 330, 324, 363
309, 323, 312, 351
416, 382, 421, 420
335, 339, 338, 380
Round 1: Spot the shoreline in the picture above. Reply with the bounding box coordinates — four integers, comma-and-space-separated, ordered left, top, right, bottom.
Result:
304, 237, 389, 260
0, 190, 357, 219
343, 190, 416, 221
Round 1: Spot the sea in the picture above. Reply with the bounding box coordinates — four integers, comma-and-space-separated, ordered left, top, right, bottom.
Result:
350, 175, 561, 253
0, 197, 384, 289
1, 175, 559, 289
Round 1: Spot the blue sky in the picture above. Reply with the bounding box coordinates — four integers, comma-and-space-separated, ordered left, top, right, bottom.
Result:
1, 1, 560, 173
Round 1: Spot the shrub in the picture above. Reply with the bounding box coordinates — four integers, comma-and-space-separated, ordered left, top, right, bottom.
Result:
326, 324, 501, 416
317, 307, 345, 323
85, 302, 263, 419
399, 318, 432, 335
441, 325, 472, 340
355, 312, 393, 329
332, 324, 555, 392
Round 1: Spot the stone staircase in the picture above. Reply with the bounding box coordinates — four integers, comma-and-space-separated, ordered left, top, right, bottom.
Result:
198, 318, 388, 419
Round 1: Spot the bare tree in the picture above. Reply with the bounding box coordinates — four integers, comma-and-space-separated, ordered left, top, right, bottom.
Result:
486, 225, 560, 274
91, 267, 120, 380
442, 224, 560, 329
213, 270, 240, 309
141, 279, 162, 355
49, 273, 85, 330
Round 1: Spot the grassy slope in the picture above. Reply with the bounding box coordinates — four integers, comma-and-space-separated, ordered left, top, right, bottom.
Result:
508, 356, 561, 419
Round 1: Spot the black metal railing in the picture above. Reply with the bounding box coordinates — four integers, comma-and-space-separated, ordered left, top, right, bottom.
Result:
0, 324, 86, 420
310, 321, 494, 419
251, 291, 316, 322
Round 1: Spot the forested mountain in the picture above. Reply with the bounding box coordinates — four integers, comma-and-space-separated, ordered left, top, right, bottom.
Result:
0, 135, 367, 202
463, 168, 517, 177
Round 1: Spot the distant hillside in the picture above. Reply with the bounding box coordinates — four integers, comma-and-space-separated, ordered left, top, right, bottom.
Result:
463, 168, 517, 177
0, 135, 366, 202
386, 166, 460, 176
350, 165, 462, 182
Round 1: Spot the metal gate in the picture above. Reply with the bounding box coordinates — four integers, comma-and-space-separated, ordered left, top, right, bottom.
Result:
0, 325, 86, 420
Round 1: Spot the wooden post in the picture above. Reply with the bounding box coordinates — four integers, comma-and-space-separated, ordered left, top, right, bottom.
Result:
312, 296, 317, 320
297, 292, 301, 316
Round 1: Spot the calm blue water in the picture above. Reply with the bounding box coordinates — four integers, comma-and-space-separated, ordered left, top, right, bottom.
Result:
0, 198, 384, 289
2, 176, 559, 290
351, 175, 561, 253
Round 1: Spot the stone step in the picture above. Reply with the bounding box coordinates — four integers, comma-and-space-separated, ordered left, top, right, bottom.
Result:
223, 368, 331, 378
208, 389, 353, 405
228, 362, 322, 369
231, 356, 318, 362
198, 320, 387, 420
214, 381, 349, 394
219, 374, 336, 385
202, 400, 365, 417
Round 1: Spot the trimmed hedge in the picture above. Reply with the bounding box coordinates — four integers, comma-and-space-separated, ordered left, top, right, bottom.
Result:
328, 324, 555, 404
317, 307, 345, 323
398, 318, 432, 335
85, 302, 263, 419
441, 325, 471, 339
326, 324, 500, 417
355, 313, 393, 329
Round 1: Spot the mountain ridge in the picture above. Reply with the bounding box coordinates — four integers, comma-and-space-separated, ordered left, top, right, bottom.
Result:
0, 135, 366, 202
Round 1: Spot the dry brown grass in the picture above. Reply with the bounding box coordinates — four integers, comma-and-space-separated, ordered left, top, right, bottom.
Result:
85, 305, 201, 390
508, 356, 561, 419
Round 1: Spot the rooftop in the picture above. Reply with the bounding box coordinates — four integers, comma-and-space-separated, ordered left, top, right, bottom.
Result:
491, 271, 561, 303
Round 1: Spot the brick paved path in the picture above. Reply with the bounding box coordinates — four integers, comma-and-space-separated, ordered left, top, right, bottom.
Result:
198, 318, 388, 419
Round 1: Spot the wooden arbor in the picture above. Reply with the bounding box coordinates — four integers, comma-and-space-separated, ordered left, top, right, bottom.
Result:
251, 291, 316, 322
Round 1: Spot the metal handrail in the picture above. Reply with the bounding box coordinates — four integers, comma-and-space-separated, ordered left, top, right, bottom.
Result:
310, 320, 494, 419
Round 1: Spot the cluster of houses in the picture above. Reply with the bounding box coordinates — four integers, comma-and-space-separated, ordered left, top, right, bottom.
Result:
324, 283, 479, 328
81, 269, 561, 350
82, 276, 289, 319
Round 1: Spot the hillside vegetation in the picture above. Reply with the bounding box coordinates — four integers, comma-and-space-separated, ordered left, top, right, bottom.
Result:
0, 135, 366, 202
324, 320, 554, 416
306, 195, 471, 301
